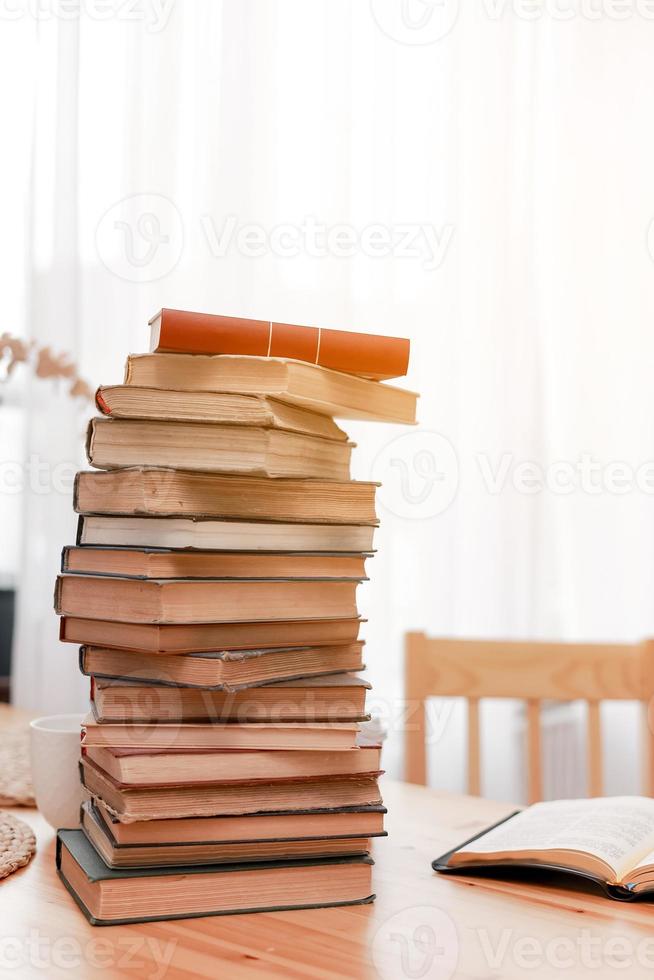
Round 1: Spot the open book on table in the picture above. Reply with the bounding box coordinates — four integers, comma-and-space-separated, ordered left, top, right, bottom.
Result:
433, 797, 654, 901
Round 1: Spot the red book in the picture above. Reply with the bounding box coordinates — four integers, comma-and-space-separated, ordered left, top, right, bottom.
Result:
148, 309, 410, 381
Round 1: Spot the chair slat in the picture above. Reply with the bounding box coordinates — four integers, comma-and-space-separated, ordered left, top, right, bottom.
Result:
404, 634, 654, 801
587, 701, 602, 797
642, 700, 654, 798
404, 633, 427, 785
467, 698, 481, 796
527, 700, 542, 803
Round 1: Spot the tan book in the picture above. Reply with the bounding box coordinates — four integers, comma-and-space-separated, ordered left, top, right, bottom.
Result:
62, 546, 369, 581
125, 352, 417, 424
59, 616, 365, 653
57, 828, 374, 925
90, 673, 371, 724
83, 745, 382, 786
96, 387, 348, 441
81, 716, 360, 751
93, 797, 386, 846
55, 575, 359, 624
79, 642, 365, 690
74, 469, 378, 525
86, 418, 353, 479
80, 756, 383, 820
76, 515, 376, 553
81, 801, 381, 869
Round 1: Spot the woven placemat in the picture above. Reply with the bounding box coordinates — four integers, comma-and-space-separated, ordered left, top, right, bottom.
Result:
0, 811, 36, 880
0, 731, 35, 807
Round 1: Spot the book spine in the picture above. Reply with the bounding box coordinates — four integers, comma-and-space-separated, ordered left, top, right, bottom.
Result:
85, 420, 96, 466
95, 388, 111, 416
53, 576, 63, 615
151, 310, 409, 381
72, 471, 81, 511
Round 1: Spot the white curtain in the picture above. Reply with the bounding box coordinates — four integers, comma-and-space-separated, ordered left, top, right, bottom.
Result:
4, 1, 654, 799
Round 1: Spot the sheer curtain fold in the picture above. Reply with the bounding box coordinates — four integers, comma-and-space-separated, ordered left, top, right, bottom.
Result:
4, 1, 654, 796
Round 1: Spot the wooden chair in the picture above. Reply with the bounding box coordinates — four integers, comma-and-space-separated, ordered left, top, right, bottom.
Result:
404, 633, 654, 802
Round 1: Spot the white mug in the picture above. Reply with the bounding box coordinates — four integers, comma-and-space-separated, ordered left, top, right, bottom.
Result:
29, 714, 86, 830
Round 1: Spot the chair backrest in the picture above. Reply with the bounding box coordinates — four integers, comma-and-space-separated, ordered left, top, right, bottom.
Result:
404, 632, 654, 802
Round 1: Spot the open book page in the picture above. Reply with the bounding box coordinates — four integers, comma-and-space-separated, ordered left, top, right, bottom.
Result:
627, 844, 654, 880
457, 797, 654, 880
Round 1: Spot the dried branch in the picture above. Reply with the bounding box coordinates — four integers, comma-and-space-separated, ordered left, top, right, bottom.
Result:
0, 333, 94, 403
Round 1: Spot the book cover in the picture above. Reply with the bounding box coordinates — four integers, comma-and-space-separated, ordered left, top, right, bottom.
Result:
149, 308, 410, 381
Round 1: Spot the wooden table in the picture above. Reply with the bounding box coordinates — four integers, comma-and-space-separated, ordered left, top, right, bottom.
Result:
4, 778, 654, 979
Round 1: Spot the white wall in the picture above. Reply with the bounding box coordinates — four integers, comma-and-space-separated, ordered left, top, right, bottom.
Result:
4, 1, 654, 799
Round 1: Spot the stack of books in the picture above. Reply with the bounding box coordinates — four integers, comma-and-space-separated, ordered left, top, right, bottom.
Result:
53, 309, 416, 925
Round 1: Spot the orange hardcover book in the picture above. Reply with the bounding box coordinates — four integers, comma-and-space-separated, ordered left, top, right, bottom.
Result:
148, 309, 410, 381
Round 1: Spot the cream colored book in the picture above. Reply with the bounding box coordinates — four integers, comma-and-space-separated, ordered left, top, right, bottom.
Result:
73, 468, 378, 525
81, 801, 380, 869
434, 796, 654, 900
62, 547, 368, 580
92, 797, 386, 847
86, 418, 353, 479
76, 515, 376, 553
79, 641, 365, 690
55, 574, 360, 625
59, 615, 365, 654
124, 353, 417, 424
90, 673, 371, 723
80, 757, 382, 821
81, 716, 360, 751
96, 386, 348, 440
84, 744, 381, 786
